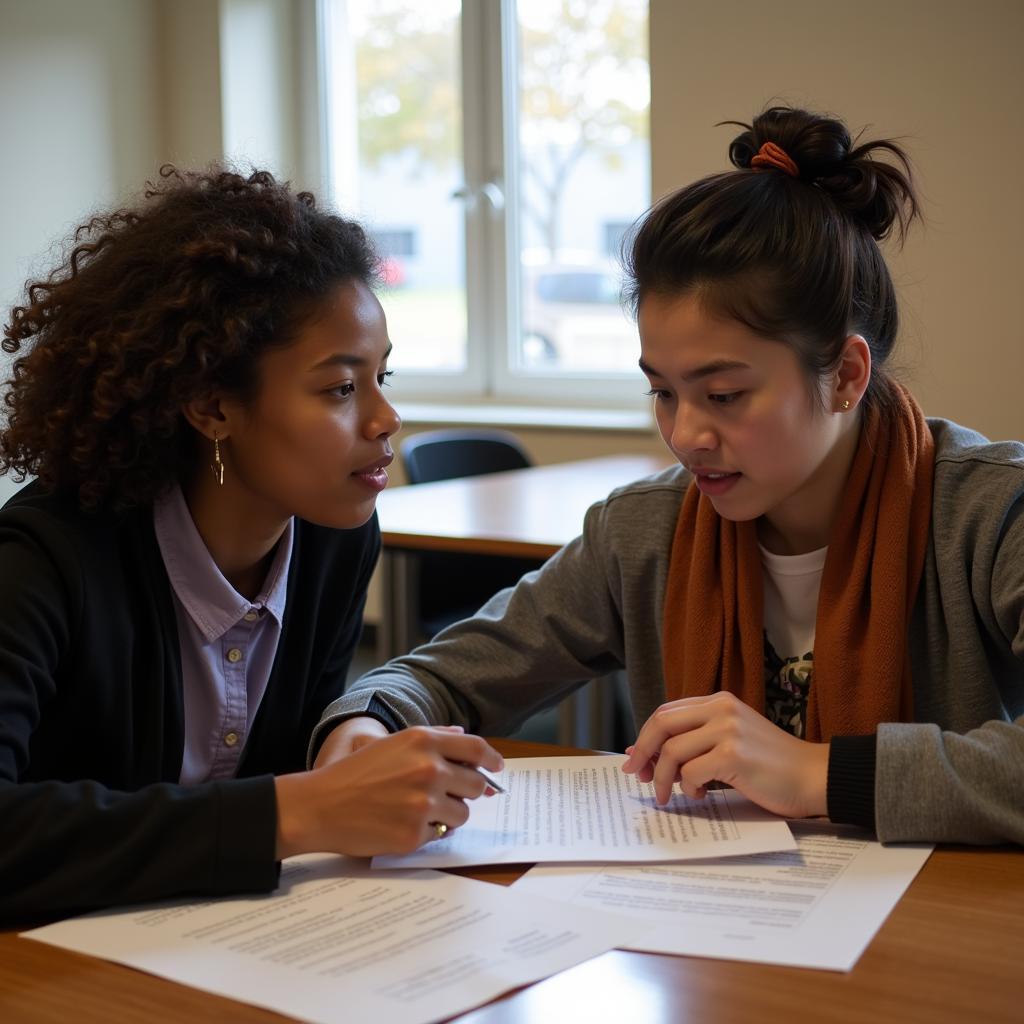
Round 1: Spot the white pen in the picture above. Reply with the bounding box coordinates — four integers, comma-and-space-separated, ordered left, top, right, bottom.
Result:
476, 768, 506, 794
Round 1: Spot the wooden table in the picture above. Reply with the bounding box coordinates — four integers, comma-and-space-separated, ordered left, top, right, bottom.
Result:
2, 739, 1020, 1024
373, 453, 671, 660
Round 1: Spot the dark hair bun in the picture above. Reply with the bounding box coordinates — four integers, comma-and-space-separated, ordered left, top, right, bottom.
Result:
726, 106, 919, 242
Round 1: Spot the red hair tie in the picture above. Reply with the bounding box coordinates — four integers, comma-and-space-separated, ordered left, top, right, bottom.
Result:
750, 141, 799, 178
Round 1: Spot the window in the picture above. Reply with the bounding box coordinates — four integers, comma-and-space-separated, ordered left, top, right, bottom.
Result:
320, 0, 650, 405
370, 227, 418, 291
371, 229, 417, 259
603, 221, 633, 259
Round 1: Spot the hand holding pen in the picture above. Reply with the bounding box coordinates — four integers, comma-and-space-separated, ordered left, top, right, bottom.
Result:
291, 720, 505, 857
429, 766, 505, 840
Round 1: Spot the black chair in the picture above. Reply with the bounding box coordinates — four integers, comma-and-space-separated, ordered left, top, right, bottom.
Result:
402, 428, 532, 485
399, 429, 544, 640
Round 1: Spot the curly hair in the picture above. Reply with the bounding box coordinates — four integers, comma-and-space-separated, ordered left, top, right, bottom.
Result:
1, 166, 379, 510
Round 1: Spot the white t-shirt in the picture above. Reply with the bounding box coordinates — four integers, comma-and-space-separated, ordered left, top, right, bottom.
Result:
760, 543, 827, 738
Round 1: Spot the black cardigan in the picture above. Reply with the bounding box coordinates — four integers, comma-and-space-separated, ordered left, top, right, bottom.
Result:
0, 481, 379, 923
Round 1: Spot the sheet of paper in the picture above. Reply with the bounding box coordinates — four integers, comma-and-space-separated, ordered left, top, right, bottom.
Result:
513, 820, 933, 971
23, 854, 642, 1024
373, 755, 796, 870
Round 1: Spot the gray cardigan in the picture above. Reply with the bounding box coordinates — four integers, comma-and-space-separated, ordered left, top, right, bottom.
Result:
316, 419, 1024, 845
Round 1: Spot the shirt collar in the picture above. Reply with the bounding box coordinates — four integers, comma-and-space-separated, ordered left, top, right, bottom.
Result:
153, 483, 294, 642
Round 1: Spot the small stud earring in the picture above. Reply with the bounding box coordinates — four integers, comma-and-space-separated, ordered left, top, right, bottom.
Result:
842, 399, 851, 411
211, 433, 225, 486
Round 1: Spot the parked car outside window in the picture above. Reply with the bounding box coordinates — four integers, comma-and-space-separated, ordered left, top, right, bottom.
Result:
520, 260, 637, 372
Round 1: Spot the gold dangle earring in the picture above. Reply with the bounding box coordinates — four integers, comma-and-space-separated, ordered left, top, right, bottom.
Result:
211, 433, 225, 486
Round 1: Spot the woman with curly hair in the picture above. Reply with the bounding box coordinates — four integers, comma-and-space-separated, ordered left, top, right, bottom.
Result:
0, 167, 501, 922
316, 106, 1023, 846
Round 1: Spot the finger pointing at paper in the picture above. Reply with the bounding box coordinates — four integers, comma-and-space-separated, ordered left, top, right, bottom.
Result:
622, 691, 830, 820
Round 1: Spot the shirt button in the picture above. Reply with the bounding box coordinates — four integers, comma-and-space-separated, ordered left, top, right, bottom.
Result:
224, 732, 239, 747
244, 611, 258, 622
227, 648, 243, 663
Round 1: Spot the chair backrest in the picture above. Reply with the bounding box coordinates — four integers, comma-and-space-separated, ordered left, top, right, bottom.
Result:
400, 428, 532, 484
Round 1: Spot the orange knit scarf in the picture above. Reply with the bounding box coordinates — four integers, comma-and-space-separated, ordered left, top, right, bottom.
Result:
661, 386, 934, 742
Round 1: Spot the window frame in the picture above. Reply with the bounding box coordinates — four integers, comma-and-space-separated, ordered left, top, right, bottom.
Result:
317, 0, 650, 412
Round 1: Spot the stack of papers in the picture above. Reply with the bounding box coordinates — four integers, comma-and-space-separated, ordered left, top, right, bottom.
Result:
514, 818, 932, 971
373, 756, 797, 869
26, 857, 640, 1024
23, 755, 932, 1022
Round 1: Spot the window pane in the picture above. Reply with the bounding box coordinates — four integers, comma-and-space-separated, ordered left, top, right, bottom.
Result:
331, 0, 466, 373
514, 0, 650, 374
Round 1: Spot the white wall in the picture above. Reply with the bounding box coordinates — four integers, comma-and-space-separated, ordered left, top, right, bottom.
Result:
159, 0, 322, 186
220, 0, 299, 179
158, 0, 223, 166
650, 0, 1024, 442
0, 0, 164, 504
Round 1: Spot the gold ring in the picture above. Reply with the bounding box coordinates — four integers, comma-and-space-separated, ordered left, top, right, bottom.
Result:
431, 822, 449, 840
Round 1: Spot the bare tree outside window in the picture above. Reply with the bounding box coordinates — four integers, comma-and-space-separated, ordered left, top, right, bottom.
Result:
330, 0, 649, 387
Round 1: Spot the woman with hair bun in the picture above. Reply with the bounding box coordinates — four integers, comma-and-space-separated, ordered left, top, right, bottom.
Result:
0, 167, 502, 922
318, 106, 1023, 846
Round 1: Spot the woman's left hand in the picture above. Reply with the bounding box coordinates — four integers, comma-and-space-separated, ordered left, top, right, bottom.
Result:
622, 691, 829, 819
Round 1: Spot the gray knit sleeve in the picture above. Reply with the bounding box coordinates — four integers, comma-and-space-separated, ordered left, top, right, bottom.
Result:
312, 496, 629, 745
875, 491, 1024, 844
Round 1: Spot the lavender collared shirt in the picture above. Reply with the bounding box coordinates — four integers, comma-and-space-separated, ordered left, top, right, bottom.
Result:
153, 484, 294, 784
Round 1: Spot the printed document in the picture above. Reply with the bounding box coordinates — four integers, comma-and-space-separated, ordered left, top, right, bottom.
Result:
373, 755, 796, 870
23, 854, 641, 1024
514, 820, 932, 971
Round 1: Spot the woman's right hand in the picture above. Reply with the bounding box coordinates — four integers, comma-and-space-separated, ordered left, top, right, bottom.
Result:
274, 727, 504, 860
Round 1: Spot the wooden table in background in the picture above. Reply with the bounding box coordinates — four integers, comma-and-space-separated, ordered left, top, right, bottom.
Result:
373, 453, 672, 659
2, 739, 1020, 1024
373, 454, 672, 747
